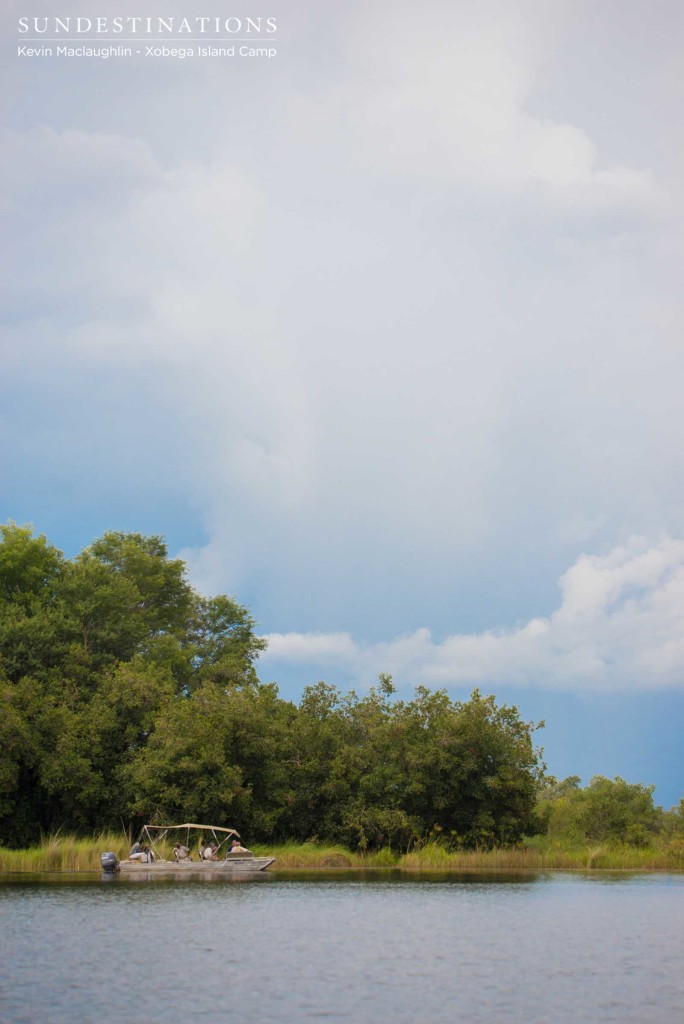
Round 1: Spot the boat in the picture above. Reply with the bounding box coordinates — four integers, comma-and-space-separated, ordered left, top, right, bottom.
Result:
101, 823, 275, 875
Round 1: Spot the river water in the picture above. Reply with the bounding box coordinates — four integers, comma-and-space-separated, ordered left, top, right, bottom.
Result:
1, 871, 683, 1023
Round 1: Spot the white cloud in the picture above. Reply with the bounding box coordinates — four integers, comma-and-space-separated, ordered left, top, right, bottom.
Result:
0, 126, 160, 207
262, 538, 684, 692
2, 0, 684, 643
330, 5, 654, 208
264, 631, 358, 661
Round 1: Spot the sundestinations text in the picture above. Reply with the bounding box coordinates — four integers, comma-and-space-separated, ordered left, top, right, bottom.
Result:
18, 16, 277, 35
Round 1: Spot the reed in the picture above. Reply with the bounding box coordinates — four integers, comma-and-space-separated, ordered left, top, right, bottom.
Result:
250, 842, 409, 869
251, 842, 357, 868
0, 835, 682, 873
396, 841, 684, 872
0, 833, 129, 873
255, 839, 684, 871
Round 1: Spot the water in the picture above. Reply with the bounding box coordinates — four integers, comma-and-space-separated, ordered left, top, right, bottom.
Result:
1, 871, 683, 1023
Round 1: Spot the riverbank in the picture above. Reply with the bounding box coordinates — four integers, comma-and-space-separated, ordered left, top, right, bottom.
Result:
1, 835, 683, 873
262, 840, 684, 872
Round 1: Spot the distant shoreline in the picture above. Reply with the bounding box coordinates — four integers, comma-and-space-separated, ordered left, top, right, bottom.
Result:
2, 837, 683, 874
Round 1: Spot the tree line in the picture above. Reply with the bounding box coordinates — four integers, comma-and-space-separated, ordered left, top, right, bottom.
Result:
1, 524, 681, 850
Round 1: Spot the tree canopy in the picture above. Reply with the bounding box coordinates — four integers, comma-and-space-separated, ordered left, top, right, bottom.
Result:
536, 774, 670, 847
4, 523, 675, 852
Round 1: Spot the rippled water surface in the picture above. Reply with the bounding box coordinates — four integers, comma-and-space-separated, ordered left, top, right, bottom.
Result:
1, 871, 683, 1023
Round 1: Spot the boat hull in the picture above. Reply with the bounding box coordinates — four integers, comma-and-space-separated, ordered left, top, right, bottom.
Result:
119, 856, 275, 874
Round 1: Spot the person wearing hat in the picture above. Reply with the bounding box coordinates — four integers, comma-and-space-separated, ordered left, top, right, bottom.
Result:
229, 839, 250, 854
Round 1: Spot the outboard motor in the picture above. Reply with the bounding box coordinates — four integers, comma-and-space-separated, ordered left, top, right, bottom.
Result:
101, 851, 119, 874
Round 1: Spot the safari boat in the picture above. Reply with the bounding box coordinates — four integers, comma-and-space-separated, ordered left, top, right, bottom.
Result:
101, 823, 275, 875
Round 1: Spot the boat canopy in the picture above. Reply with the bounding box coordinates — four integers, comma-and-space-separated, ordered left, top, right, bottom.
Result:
138, 823, 241, 861
144, 823, 240, 835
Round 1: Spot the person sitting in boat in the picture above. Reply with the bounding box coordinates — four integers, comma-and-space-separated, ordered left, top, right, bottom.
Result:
228, 839, 251, 854
130, 843, 154, 863
202, 842, 217, 861
173, 843, 190, 862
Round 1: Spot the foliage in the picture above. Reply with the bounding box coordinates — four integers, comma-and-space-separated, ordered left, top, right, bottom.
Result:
536, 774, 666, 847
1, 523, 678, 856
0, 524, 266, 845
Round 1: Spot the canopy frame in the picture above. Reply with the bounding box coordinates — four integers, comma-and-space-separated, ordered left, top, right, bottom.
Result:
138, 823, 241, 862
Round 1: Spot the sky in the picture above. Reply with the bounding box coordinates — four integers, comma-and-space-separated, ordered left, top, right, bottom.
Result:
1, 0, 683, 805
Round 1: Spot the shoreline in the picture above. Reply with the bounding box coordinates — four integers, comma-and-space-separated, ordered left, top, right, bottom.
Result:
1, 833, 682, 874
2, 864, 683, 878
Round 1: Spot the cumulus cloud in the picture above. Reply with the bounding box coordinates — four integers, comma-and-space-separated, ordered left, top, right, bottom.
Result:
261, 538, 684, 692
265, 631, 358, 661
330, 1, 654, 209
2, 0, 684, 645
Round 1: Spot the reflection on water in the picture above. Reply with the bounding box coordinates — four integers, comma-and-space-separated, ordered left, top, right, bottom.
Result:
1, 872, 683, 1024
1, 867, 550, 885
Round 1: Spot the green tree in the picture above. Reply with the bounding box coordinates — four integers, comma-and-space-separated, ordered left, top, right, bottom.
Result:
540, 775, 662, 847
123, 681, 250, 825
0, 675, 36, 822
184, 594, 267, 690
279, 680, 543, 850
278, 681, 349, 841
582, 776, 660, 846
56, 532, 193, 678
0, 524, 267, 844
0, 523, 68, 683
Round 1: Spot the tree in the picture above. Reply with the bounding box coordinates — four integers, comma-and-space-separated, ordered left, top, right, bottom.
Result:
393, 688, 543, 847
123, 681, 250, 825
0, 523, 569, 852
0, 524, 267, 843
539, 775, 662, 847
183, 594, 267, 690
56, 532, 193, 677
582, 776, 660, 846
0, 523, 68, 683
275, 680, 544, 850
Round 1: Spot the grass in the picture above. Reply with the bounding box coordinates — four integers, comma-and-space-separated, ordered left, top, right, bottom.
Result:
254, 839, 684, 872
0, 833, 130, 873
251, 842, 356, 869
1, 835, 682, 873
396, 840, 684, 872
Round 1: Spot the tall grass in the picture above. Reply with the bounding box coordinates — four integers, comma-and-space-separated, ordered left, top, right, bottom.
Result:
1, 835, 682, 873
256, 839, 684, 872
0, 833, 129, 873
396, 841, 683, 872
251, 842, 356, 869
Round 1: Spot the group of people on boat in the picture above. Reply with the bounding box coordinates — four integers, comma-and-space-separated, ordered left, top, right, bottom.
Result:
128, 837, 250, 863
198, 839, 251, 860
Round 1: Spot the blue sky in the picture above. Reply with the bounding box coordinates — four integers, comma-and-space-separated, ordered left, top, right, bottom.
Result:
1, 0, 683, 806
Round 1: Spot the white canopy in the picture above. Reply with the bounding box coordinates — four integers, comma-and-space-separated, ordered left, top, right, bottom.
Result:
144, 823, 240, 835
